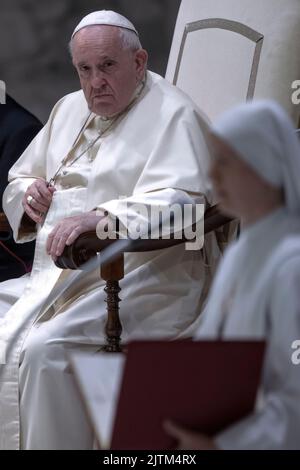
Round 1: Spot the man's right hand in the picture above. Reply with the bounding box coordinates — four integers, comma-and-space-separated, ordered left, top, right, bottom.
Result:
22, 179, 56, 224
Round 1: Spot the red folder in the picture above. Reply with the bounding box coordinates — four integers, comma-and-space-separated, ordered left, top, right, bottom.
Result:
111, 340, 265, 450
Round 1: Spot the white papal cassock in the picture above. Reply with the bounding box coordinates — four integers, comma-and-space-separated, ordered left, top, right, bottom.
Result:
0, 71, 220, 449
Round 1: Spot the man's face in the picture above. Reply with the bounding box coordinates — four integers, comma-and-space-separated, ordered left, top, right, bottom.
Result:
71, 26, 148, 117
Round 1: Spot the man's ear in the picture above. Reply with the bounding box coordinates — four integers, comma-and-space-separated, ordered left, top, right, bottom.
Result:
135, 49, 148, 81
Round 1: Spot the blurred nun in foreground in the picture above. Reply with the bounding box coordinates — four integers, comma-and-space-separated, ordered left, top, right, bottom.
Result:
165, 101, 300, 450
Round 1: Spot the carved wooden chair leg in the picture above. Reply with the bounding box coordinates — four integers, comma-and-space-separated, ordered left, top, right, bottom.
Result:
100, 253, 124, 352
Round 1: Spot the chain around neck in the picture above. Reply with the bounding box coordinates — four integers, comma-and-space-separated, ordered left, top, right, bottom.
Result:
47, 77, 146, 187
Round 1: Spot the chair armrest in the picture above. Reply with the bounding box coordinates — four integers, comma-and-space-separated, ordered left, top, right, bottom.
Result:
203, 204, 233, 234
55, 205, 234, 352
56, 204, 234, 270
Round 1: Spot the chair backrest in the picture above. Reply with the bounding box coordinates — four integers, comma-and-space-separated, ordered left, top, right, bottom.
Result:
166, 0, 300, 125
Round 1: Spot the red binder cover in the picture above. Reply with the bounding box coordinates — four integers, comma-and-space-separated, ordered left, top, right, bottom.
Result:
111, 340, 265, 450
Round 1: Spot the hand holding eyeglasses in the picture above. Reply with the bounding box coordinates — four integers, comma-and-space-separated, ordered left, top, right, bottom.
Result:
22, 179, 56, 224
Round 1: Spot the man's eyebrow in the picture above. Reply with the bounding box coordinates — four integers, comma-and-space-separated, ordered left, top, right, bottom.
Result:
100, 56, 118, 62
77, 56, 117, 67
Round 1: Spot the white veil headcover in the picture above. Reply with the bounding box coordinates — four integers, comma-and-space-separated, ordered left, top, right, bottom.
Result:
212, 100, 300, 213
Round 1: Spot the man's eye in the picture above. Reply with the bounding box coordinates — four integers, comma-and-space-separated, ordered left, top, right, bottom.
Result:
103, 62, 114, 68
79, 66, 89, 72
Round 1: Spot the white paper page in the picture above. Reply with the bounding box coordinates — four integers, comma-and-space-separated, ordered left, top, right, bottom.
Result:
69, 351, 125, 449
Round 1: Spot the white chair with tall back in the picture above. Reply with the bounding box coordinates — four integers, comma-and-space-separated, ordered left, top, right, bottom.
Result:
166, 0, 300, 125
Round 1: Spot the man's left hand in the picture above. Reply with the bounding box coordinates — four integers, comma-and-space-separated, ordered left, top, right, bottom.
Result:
164, 420, 218, 450
47, 210, 106, 260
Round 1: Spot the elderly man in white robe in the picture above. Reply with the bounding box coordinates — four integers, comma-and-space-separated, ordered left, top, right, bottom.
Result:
165, 101, 300, 450
0, 11, 217, 449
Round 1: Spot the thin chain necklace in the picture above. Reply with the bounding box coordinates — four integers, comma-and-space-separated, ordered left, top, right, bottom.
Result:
47, 78, 146, 187
47, 114, 117, 186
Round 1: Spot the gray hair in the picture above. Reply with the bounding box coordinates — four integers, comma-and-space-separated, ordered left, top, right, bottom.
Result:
118, 28, 142, 51
69, 26, 142, 57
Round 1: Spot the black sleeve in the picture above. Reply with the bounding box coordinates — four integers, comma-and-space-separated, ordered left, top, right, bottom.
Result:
0, 106, 42, 279
0, 120, 43, 209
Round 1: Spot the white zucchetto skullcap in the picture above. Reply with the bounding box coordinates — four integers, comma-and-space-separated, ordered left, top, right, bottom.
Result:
71, 10, 139, 39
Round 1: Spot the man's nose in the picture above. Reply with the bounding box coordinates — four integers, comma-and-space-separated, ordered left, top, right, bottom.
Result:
90, 69, 107, 88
